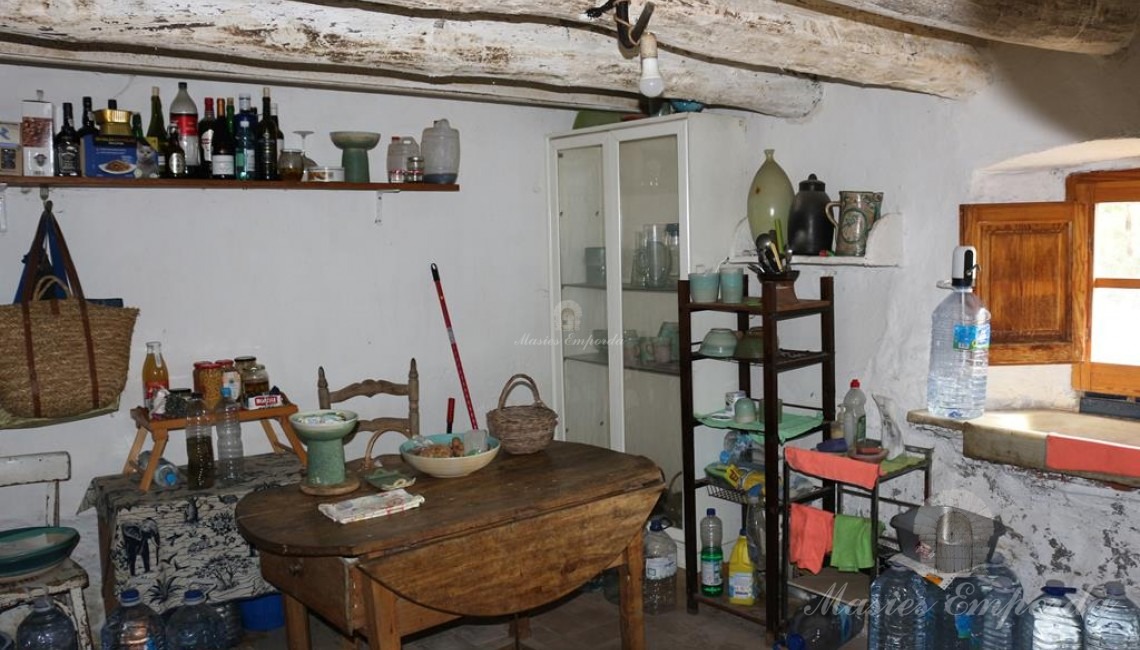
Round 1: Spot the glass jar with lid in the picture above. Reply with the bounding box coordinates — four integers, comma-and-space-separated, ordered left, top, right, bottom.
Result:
234, 356, 257, 376
241, 363, 270, 400
193, 361, 224, 411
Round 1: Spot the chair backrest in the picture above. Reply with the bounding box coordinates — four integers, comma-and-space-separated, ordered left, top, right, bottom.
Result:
318, 359, 420, 460
0, 452, 71, 526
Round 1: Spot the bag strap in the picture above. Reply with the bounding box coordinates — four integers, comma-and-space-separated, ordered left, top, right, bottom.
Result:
18, 202, 86, 304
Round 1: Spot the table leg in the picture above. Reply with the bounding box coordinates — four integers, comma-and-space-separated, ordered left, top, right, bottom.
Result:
284, 593, 313, 650
363, 579, 401, 650
137, 431, 169, 493
262, 417, 309, 464
121, 426, 149, 474
618, 528, 646, 650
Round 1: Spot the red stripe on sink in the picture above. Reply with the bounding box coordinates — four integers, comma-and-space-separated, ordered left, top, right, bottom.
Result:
1046, 434, 1140, 478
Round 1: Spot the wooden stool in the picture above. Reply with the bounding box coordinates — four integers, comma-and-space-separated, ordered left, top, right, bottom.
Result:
123, 405, 308, 492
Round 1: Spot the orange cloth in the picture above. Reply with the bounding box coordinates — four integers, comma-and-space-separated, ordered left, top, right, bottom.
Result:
785, 447, 881, 490
1046, 434, 1140, 479
789, 503, 834, 574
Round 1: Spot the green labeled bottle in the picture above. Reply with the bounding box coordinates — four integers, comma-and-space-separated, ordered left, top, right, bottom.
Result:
699, 508, 724, 597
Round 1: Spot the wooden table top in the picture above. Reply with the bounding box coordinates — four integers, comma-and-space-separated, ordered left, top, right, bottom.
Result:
235, 441, 664, 559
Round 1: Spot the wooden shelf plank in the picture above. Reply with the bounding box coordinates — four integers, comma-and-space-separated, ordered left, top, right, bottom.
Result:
3, 177, 459, 192
563, 352, 680, 377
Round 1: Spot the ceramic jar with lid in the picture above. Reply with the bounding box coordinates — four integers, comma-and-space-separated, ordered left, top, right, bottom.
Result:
788, 173, 833, 256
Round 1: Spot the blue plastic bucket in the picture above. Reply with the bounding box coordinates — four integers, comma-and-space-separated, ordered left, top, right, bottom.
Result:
239, 593, 285, 631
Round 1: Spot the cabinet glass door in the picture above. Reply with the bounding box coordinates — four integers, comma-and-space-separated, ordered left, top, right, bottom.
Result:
554, 143, 612, 450
618, 134, 684, 488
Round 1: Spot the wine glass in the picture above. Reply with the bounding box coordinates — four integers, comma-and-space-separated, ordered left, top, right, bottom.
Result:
293, 130, 314, 180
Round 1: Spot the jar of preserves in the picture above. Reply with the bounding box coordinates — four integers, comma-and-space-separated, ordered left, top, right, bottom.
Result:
234, 356, 257, 375
216, 359, 242, 403
241, 363, 270, 399
193, 361, 224, 411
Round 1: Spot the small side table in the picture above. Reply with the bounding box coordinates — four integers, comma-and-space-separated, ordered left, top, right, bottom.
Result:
123, 405, 308, 492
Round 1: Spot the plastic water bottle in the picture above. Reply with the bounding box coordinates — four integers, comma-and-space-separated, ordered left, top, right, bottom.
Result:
420, 118, 460, 184
1085, 581, 1140, 650
869, 565, 929, 649
1019, 579, 1083, 650
927, 245, 990, 420
973, 553, 1022, 596
643, 518, 677, 614
699, 508, 724, 596
214, 387, 244, 484
842, 379, 867, 448
744, 494, 766, 598
936, 576, 985, 650
16, 597, 77, 650
979, 576, 1022, 650
136, 451, 180, 489
102, 588, 167, 650
166, 589, 225, 650
385, 136, 408, 182
185, 393, 215, 490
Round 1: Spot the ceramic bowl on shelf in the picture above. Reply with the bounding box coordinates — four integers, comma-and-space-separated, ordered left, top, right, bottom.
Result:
698, 328, 737, 357
400, 433, 500, 478
0, 526, 80, 583
329, 131, 382, 150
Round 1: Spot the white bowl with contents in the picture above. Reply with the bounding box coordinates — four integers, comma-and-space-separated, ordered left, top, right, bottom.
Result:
307, 166, 345, 182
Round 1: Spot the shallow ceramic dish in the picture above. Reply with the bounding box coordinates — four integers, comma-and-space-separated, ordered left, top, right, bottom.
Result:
306, 166, 345, 182
329, 131, 381, 149
848, 447, 888, 463
400, 433, 500, 478
0, 526, 80, 583
289, 409, 359, 441
698, 328, 737, 358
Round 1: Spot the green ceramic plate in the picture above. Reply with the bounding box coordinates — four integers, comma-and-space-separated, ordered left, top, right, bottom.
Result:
0, 526, 79, 583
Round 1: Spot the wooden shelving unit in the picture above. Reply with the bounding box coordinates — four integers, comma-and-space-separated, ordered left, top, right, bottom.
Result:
2, 177, 459, 192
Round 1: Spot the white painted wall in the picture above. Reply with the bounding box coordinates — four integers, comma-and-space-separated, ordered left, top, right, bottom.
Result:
2, 34, 1139, 628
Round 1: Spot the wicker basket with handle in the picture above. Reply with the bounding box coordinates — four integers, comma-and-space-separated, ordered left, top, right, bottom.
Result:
486, 373, 558, 455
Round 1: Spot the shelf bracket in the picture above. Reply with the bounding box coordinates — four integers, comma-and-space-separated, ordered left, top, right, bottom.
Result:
374, 189, 401, 226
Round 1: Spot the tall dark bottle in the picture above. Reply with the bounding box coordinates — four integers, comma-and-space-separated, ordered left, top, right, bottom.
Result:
271, 102, 284, 156
197, 97, 215, 178
210, 98, 236, 180
163, 124, 187, 179
146, 86, 165, 153
254, 87, 278, 180
77, 96, 97, 139
53, 102, 80, 177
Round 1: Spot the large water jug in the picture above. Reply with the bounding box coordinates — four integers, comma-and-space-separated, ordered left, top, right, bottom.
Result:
869, 565, 929, 649
1019, 580, 1083, 650
643, 518, 677, 615
927, 246, 990, 420
102, 588, 167, 650
16, 597, 77, 650
979, 576, 1022, 650
1085, 581, 1140, 650
421, 119, 459, 184
166, 589, 225, 649
936, 576, 985, 650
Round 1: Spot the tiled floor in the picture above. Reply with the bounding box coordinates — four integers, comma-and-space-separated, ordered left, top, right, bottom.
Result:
238, 583, 766, 650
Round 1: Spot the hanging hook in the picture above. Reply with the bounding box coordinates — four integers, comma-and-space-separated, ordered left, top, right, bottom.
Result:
39, 185, 50, 204
587, 0, 655, 49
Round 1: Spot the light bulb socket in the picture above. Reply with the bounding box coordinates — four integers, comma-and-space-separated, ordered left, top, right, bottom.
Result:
639, 33, 659, 60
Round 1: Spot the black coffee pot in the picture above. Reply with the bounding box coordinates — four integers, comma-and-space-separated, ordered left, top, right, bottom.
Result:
788, 173, 833, 256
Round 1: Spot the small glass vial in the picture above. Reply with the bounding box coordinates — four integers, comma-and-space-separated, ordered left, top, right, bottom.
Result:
406, 155, 424, 183
241, 363, 270, 399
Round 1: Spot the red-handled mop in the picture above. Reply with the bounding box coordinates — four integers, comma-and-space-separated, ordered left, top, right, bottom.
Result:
431, 263, 478, 430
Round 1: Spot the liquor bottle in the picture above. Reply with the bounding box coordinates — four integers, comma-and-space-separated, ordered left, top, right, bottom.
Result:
142, 341, 169, 411
132, 113, 159, 179
237, 93, 255, 128
77, 96, 97, 139
226, 97, 236, 134
146, 86, 165, 152
210, 98, 236, 180
254, 87, 278, 180
234, 112, 254, 181
163, 124, 187, 178
169, 81, 200, 175
271, 102, 284, 156
53, 102, 80, 177
197, 97, 215, 178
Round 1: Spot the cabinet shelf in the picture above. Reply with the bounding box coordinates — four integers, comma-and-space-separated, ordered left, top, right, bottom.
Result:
563, 352, 679, 376
3, 177, 459, 192
561, 282, 678, 293
694, 411, 825, 444
693, 348, 832, 372
687, 297, 831, 319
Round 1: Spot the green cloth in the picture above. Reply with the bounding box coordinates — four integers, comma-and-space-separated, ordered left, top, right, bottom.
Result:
880, 453, 926, 476
830, 514, 881, 572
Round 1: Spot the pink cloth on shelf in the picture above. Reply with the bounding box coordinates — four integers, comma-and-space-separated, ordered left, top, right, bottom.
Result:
785, 447, 881, 490
789, 503, 834, 575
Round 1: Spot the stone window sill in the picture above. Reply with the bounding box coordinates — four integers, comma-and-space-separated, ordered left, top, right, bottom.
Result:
906, 409, 1140, 489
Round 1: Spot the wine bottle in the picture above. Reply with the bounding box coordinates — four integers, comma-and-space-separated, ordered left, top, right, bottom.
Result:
211, 97, 236, 180
77, 96, 97, 139
53, 102, 80, 177
198, 97, 215, 178
164, 124, 187, 178
271, 102, 284, 157
146, 86, 165, 153
254, 87, 278, 180
169, 81, 200, 175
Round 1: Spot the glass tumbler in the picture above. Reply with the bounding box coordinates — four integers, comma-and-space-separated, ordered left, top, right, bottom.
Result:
278, 149, 305, 182
644, 224, 672, 288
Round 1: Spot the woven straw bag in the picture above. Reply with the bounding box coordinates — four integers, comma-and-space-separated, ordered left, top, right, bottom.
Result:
0, 203, 138, 420
486, 374, 558, 454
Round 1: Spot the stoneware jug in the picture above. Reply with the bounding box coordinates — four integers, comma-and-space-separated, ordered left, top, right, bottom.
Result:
788, 173, 833, 255
825, 191, 883, 256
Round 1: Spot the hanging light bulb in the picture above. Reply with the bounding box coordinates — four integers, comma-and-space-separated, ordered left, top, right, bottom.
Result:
638, 33, 665, 98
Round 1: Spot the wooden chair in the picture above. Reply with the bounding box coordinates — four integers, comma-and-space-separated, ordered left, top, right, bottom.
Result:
0, 452, 94, 650
318, 358, 420, 467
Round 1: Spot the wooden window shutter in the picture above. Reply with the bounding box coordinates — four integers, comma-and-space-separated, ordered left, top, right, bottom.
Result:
959, 202, 1088, 365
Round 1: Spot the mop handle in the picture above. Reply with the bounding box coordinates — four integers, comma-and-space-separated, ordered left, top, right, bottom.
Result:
431, 263, 479, 430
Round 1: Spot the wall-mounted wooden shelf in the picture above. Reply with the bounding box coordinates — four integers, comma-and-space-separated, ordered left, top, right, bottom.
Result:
1, 177, 459, 192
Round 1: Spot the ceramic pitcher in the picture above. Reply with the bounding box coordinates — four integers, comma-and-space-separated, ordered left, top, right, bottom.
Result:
825, 191, 883, 256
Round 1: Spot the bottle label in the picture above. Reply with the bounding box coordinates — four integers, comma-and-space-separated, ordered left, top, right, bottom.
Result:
728, 572, 755, 601
144, 381, 169, 410
953, 322, 991, 351
173, 115, 200, 167
700, 559, 723, 587
645, 556, 676, 580
200, 128, 214, 163
212, 155, 235, 177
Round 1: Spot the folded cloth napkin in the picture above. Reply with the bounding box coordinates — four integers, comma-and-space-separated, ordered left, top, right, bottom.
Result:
830, 514, 879, 572
785, 447, 881, 490
789, 503, 834, 574
318, 488, 425, 524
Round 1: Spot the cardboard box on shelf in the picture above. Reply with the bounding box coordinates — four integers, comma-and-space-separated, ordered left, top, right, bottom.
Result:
0, 122, 20, 176
81, 134, 138, 178
21, 97, 54, 176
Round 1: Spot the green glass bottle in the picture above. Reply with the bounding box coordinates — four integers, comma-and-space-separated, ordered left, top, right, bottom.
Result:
746, 148, 794, 247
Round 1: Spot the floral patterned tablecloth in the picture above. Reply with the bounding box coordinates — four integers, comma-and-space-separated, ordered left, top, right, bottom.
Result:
80, 452, 305, 613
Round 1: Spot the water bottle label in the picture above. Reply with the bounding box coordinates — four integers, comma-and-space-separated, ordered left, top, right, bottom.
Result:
645, 556, 676, 579
700, 559, 723, 586
953, 322, 990, 350
954, 612, 972, 638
